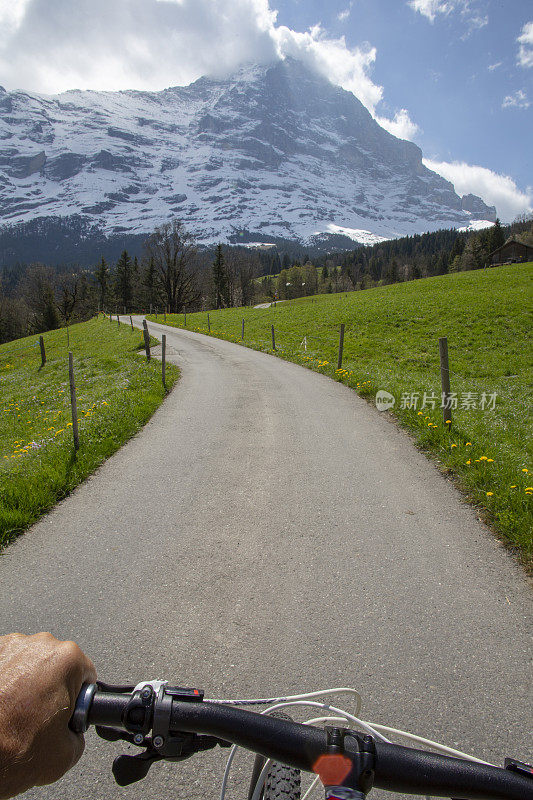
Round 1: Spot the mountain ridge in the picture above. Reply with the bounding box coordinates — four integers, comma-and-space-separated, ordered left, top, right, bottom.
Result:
0, 57, 496, 260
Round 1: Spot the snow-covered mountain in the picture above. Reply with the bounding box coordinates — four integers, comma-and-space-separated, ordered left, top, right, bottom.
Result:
0, 58, 495, 253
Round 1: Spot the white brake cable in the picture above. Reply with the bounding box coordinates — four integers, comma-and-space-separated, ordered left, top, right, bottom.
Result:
219, 695, 383, 800
206, 687, 362, 716
364, 722, 495, 766
216, 688, 487, 800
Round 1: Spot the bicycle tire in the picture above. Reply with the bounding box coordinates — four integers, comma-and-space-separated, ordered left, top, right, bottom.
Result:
262, 760, 301, 800
247, 712, 301, 800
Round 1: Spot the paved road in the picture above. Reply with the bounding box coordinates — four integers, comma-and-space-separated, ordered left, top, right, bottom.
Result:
1, 319, 531, 800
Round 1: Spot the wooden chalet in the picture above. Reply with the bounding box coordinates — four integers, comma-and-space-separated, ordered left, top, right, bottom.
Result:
489, 239, 533, 266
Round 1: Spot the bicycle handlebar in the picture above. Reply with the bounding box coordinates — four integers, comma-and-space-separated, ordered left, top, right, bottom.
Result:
74, 685, 533, 800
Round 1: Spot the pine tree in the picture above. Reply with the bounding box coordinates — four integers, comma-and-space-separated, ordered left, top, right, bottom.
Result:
95, 257, 109, 312
461, 236, 485, 270
142, 257, 158, 310
212, 244, 227, 309
114, 250, 134, 312
435, 251, 449, 275
42, 283, 60, 331
487, 218, 505, 254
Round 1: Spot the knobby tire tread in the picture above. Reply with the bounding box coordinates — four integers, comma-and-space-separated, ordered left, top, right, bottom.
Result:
262, 761, 301, 800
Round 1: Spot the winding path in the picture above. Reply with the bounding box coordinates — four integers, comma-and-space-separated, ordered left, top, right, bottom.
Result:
1, 320, 531, 800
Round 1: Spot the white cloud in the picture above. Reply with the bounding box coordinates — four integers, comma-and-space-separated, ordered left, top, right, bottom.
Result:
0, 0, 387, 115
423, 159, 533, 221
408, 0, 487, 33
0, 0, 420, 142
337, 1, 354, 23
502, 89, 530, 110
0, 0, 279, 93
488, 61, 502, 71
408, 0, 450, 22
517, 21, 533, 68
271, 24, 383, 113
375, 109, 420, 140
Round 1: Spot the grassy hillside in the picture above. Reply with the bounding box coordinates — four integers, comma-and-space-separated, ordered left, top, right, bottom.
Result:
151, 264, 533, 567
0, 316, 178, 545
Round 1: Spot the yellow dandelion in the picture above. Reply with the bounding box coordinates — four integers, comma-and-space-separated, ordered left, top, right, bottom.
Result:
479, 456, 488, 461
510, 485, 517, 488
451, 444, 457, 448
522, 468, 528, 473
466, 442, 472, 446
418, 411, 423, 416
487, 459, 494, 463
525, 487, 533, 491
486, 492, 493, 497
446, 419, 452, 424
466, 460, 471, 465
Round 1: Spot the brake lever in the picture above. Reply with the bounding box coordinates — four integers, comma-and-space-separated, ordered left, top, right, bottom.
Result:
112, 750, 163, 786
109, 734, 230, 785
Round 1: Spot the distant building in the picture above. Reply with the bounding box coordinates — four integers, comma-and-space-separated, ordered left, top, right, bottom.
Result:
489, 239, 533, 265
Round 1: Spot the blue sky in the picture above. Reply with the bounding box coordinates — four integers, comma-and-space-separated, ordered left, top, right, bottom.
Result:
0, 0, 531, 220
274, 0, 532, 208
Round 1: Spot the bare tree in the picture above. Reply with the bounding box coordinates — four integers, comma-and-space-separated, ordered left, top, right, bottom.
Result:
56, 274, 80, 347
224, 248, 260, 306
20, 264, 59, 333
143, 220, 200, 312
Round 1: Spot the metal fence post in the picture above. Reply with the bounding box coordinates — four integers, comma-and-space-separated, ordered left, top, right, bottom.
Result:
337, 323, 345, 370
162, 334, 167, 390
39, 336, 46, 367
439, 337, 452, 428
68, 352, 79, 451
143, 320, 151, 361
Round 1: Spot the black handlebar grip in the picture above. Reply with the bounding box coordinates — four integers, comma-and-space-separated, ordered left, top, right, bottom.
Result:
70, 683, 97, 733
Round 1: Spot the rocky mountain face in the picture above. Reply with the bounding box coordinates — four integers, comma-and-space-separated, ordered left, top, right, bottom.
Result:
0, 58, 495, 262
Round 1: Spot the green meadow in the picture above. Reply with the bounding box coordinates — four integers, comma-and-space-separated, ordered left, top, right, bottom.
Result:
0, 316, 178, 546
152, 263, 533, 568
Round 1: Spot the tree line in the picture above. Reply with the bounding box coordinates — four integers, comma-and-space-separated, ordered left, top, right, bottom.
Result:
0, 221, 266, 345
1, 213, 531, 345
325, 215, 532, 289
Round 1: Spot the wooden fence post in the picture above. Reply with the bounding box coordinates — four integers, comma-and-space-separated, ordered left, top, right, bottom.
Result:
130, 315, 134, 331
337, 323, 345, 370
162, 334, 167, 390
439, 337, 452, 428
68, 352, 79, 451
143, 320, 151, 361
39, 336, 46, 367
207, 313, 211, 332
164, 310, 167, 322
242, 318, 245, 340
155, 310, 158, 320
184, 312, 187, 327
117, 314, 120, 327
271, 325, 276, 350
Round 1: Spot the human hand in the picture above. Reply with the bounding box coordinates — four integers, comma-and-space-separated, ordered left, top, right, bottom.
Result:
0, 632, 97, 799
